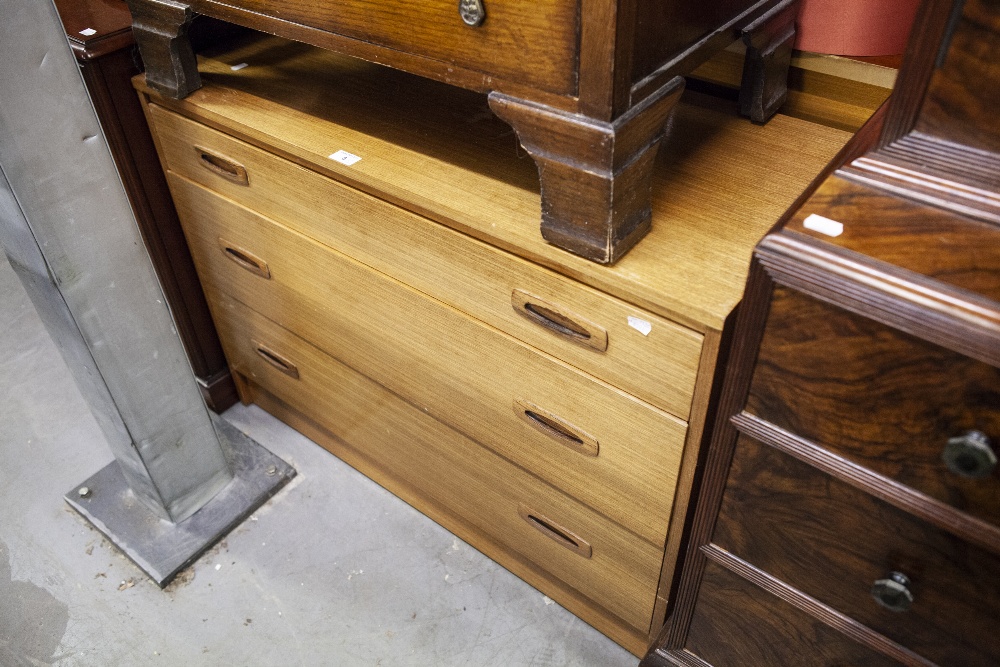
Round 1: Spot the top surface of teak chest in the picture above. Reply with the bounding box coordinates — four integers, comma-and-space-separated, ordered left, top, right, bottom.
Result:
137, 33, 852, 334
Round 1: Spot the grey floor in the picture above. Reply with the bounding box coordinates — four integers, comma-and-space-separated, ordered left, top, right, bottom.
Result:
0, 252, 637, 666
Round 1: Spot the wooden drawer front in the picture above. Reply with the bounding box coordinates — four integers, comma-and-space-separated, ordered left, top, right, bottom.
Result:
684, 561, 901, 667
149, 105, 703, 421
170, 175, 687, 546
208, 290, 661, 632
747, 286, 1000, 528
191, 0, 579, 95
713, 435, 1000, 666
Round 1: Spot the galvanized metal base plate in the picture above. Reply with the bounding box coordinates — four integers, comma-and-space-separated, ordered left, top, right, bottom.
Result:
65, 415, 295, 587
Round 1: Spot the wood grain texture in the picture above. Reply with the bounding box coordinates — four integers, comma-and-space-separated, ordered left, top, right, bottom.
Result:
733, 411, 1000, 557
690, 47, 895, 132
715, 435, 1000, 667
859, 0, 1000, 223
737, 0, 795, 123
207, 288, 660, 647
785, 175, 1000, 300
125, 0, 200, 98
489, 77, 685, 263
168, 174, 688, 546
747, 285, 1000, 530
701, 545, 935, 667
682, 561, 903, 667
915, 0, 1000, 156
134, 34, 851, 330
192, 0, 580, 96
149, 104, 705, 419
54, 0, 135, 59
128, 0, 796, 261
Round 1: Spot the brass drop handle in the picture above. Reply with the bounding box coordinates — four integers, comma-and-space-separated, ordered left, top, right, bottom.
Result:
518, 504, 592, 558
871, 572, 914, 612
218, 238, 271, 279
195, 146, 249, 185
511, 289, 608, 352
942, 430, 996, 479
252, 341, 299, 379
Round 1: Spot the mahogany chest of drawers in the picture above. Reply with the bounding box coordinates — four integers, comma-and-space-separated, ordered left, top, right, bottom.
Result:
644, 1, 1000, 663
125, 0, 800, 263
135, 34, 851, 654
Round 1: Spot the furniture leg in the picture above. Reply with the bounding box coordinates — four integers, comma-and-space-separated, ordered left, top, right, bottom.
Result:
125, 0, 200, 99
739, 0, 797, 123
489, 77, 685, 264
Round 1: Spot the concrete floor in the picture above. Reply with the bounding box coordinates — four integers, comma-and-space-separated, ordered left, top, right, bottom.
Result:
0, 251, 639, 666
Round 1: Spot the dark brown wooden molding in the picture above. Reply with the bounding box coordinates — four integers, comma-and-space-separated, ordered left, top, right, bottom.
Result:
701, 545, 937, 667
738, 0, 796, 123
756, 232, 1000, 368
732, 412, 1000, 555
878, 0, 964, 146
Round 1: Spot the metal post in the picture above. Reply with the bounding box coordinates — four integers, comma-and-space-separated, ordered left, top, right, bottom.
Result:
0, 0, 294, 586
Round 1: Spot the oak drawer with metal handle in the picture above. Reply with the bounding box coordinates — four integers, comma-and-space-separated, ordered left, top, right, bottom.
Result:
150, 105, 703, 421
171, 174, 687, 547
711, 434, 1000, 667
746, 286, 1000, 530
208, 289, 663, 638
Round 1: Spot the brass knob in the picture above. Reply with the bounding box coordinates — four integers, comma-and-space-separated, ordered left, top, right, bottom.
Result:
871, 572, 913, 612
459, 0, 486, 26
942, 430, 996, 479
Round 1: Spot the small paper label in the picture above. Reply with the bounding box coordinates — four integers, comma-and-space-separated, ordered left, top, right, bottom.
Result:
803, 214, 844, 237
230, 63, 249, 71
329, 150, 362, 166
627, 316, 652, 336
79, 28, 97, 36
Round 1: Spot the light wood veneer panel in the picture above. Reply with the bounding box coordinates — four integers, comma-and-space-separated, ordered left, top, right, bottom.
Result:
209, 289, 662, 635
150, 105, 704, 420
137, 34, 851, 331
170, 174, 687, 546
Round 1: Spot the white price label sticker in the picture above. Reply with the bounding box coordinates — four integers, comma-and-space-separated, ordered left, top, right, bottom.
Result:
329, 150, 362, 166
79, 28, 97, 36
627, 316, 652, 336
803, 214, 844, 237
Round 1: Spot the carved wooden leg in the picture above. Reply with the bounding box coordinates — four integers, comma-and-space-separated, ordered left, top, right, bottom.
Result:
489, 77, 685, 264
125, 0, 201, 99
739, 0, 798, 123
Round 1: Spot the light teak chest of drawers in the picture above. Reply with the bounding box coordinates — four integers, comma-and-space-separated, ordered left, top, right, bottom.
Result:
136, 34, 851, 654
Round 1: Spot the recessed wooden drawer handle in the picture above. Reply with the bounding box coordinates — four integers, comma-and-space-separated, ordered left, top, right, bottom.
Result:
511, 289, 608, 352
942, 430, 996, 478
871, 571, 914, 613
513, 399, 599, 457
252, 341, 299, 379
218, 238, 271, 279
195, 146, 249, 185
518, 504, 592, 558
